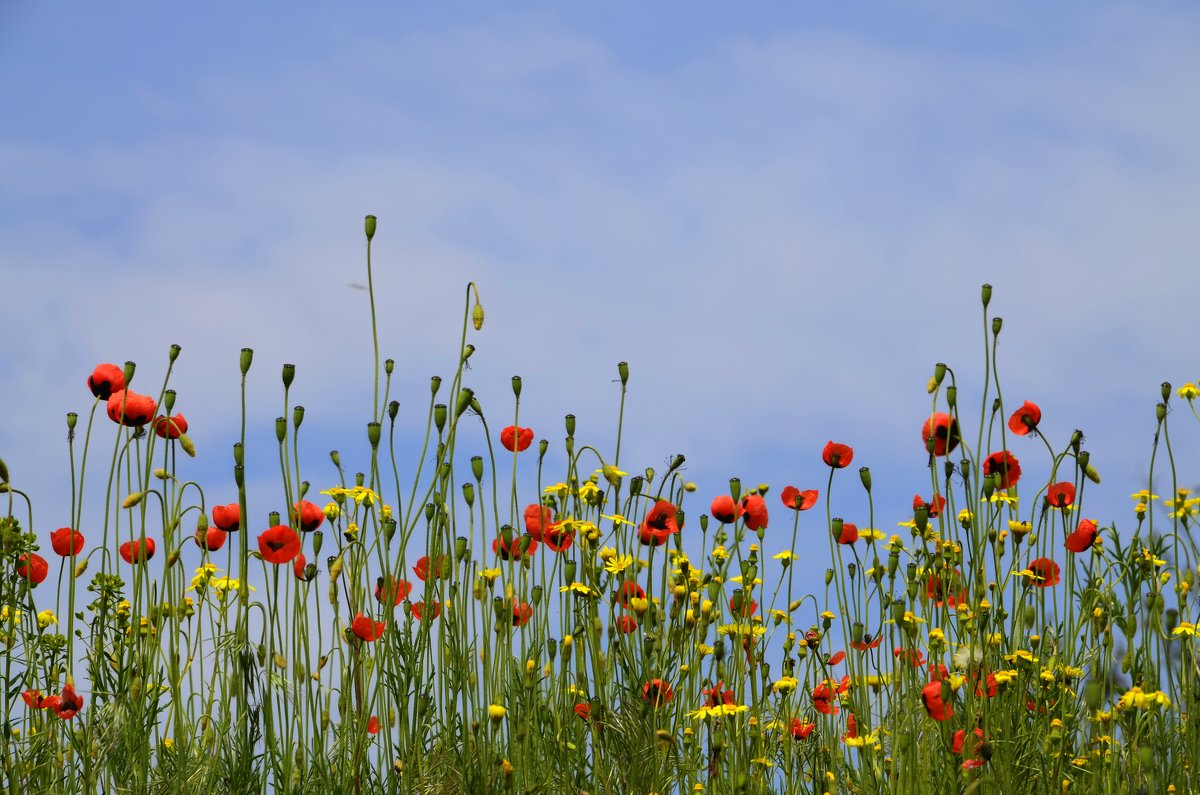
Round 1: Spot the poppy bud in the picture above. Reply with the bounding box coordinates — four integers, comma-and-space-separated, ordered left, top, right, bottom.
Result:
385, 400, 399, 422
123, 361, 137, 385
434, 404, 447, 433
1085, 463, 1101, 484
511, 375, 522, 398
669, 454, 685, 473
74, 558, 88, 577
167, 549, 180, 568
178, 433, 196, 457
367, 422, 381, 449
462, 482, 475, 507
364, 214, 377, 241
163, 389, 177, 414
629, 476, 642, 496
945, 386, 957, 409
472, 302, 484, 331
454, 536, 468, 562
859, 467, 872, 493
618, 361, 629, 385
430, 375, 442, 396
234, 465, 245, 488
123, 492, 145, 509
992, 317, 1003, 336
825, 568, 834, 586
275, 417, 287, 443
238, 348, 254, 376
981, 283, 992, 308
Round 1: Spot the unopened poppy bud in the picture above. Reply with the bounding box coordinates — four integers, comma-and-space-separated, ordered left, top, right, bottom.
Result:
74, 558, 89, 577
367, 422, 381, 449
153, 467, 169, 480
618, 361, 629, 385
934, 363, 946, 385
275, 417, 287, 443
167, 549, 180, 568
163, 389, 177, 414
859, 467, 872, 493
472, 302, 484, 331
992, 317, 1003, 336
434, 404, 447, 433
123, 361, 137, 385
1156, 403, 1166, 422
1085, 463, 1101, 484
234, 465, 244, 488
178, 434, 196, 457
981, 283, 992, 307
669, 454, 685, 473
123, 492, 145, 509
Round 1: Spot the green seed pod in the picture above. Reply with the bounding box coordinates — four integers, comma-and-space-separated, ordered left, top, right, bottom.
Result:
992, 317, 1003, 336
564, 414, 576, 437
629, 476, 642, 496
275, 417, 287, 443
511, 375, 522, 398
382, 519, 396, 542
163, 389, 176, 414
282, 363, 295, 389
234, 465, 244, 488
454, 536, 468, 562
123, 360, 137, 386
168, 343, 181, 363
462, 482, 475, 506
618, 361, 629, 385
365, 214, 376, 241
981, 283, 992, 308
367, 422, 381, 448
434, 404, 447, 433
430, 375, 442, 396
328, 449, 340, 467
729, 477, 741, 502
455, 388, 474, 418
268, 511, 280, 527
384, 358, 394, 375
388, 400, 399, 420
538, 439, 549, 460
239, 348, 254, 376
859, 467, 872, 493
470, 455, 484, 482
1156, 403, 1167, 422
934, 363, 947, 385
945, 385, 956, 409
1162, 381, 1172, 402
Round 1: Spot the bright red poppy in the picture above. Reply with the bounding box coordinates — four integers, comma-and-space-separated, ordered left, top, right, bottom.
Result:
50, 527, 85, 557
843, 712, 858, 741
952, 727, 984, 755
351, 611, 386, 641
153, 413, 188, 439
729, 594, 758, 617
637, 524, 670, 547
292, 553, 309, 581
822, 441, 854, 469
573, 703, 599, 726
894, 647, 926, 667
87, 363, 125, 400
640, 500, 679, 544
105, 390, 157, 427
921, 412, 961, 457
789, 718, 816, 739
500, 426, 534, 453
921, 680, 952, 721
953, 728, 988, 769
1065, 519, 1098, 553
493, 534, 537, 560
613, 615, 638, 634
926, 569, 967, 608
119, 539, 155, 565
703, 681, 736, 707
973, 671, 999, 698
982, 450, 1021, 489
740, 494, 768, 531
510, 601, 534, 627
1028, 557, 1061, 587
368, 716, 380, 735
1046, 482, 1076, 509
710, 495, 741, 524
291, 500, 325, 532
23, 689, 53, 709
642, 678, 674, 707
195, 527, 227, 552
375, 575, 413, 605
834, 521, 858, 545
258, 525, 301, 564
1008, 401, 1041, 436
616, 581, 645, 609
780, 486, 819, 511
524, 504, 554, 542
410, 600, 441, 621
543, 524, 575, 553
811, 682, 840, 715
212, 504, 241, 533
54, 684, 84, 720
913, 494, 947, 519
851, 633, 882, 651
413, 554, 451, 581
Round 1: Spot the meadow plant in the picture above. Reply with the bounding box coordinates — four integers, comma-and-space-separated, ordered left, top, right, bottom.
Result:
1, 218, 1197, 794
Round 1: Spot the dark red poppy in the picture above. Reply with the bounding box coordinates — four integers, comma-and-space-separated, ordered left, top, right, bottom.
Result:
195, 527, 227, 552
293, 553, 309, 581
926, 569, 966, 608
351, 611, 386, 641
543, 523, 575, 553
105, 390, 157, 427
921, 412, 961, 457
921, 680, 952, 721
119, 539, 155, 565
851, 633, 882, 651
500, 426, 534, 453
729, 594, 758, 617
1008, 401, 1041, 436
642, 678, 674, 707
780, 486, 819, 511
616, 581, 645, 609
524, 504, 554, 542
511, 601, 533, 627
789, 718, 816, 739
834, 522, 858, 545
368, 716, 380, 734
640, 500, 679, 544
613, 615, 638, 634
50, 527, 85, 557
1046, 482, 1076, 509
291, 500, 324, 533
1065, 519, 1098, 553
54, 684, 84, 720
913, 494, 947, 519
982, 450, 1021, 489
212, 504, 241, 533
413, 554, 451, 581
822, 441, 854, 469
410, 600, 441, 621
375, 575, 412, 605
811, 682, 839, 715
739, 494, 768, 531
153, 413, 188, 439
258, 525, 301, 564
1028, 557, 1060, 587
493, 534, 537, 560
710, 495, 741, 524
703, 681, 736, 707
87, 363, 125, 400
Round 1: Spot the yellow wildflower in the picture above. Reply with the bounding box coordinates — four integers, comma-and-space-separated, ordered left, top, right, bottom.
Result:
36, 610, 57, 629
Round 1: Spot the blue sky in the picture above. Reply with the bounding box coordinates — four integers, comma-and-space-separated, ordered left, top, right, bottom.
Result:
2, 2, 1199, 593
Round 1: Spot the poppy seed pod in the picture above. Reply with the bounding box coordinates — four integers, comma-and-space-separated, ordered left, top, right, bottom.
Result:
1156, 403, 1167, 422
282, 363, 295, 389
455, 388, 473, 418
123, 361, 136, 385
232, 442, 244, 466
945, 386, 957, 409
462, 482, 475, 506
729, 478, 741, 502
859, 467, 872, 493
511, 375, 522, 398
367, 422, 381, 448
992, 317, 1003, 336
618, 361, 629, 385
430, 375, 442, 396
292, 406, 305, 429
434, 404, 447, 433
1162, 382, 1172, 402
163, 389, 176, 414
234, 465, 245, 488
239, 348, 254, 376
471, 456, 484, 481
364, 214, 376, 241
275, 417, 287, 443
384, 358, 394, 375
388, 400, 399, 420
564, 414, 575, 437
981, 283, 992, 307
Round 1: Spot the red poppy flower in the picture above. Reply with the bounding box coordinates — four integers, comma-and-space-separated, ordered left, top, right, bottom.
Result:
510, 601, 534, 627
1028, 557, 1060, 587
640, 500, 679, 544
291, 500, 324, 532
1065, 519, 1098, 553
87, 363, 125, 400
780, 486, 819, 511
828, 650, 847, 666
212, 504, 241, 533
729, 594, 758, 617
368, 716, 380, 735
642, 678, 674, 707
702, 681, 735, 707
375, 575, 413, 605
811, 682, 840, 715
152, 413, 188, 439
616, 581, 645, 609
637, 524, 670, 547
921, 680, 952, 721
952, 727, 985, 756
894, 647, 926, 667
913, 494, 947, 519
22, 689, 52, 709
851, 633, 882, 651
739, 494, 768, 531
258, 525, 301, 564
105, 390, 157, 427
1046, 482, 1076, 509
822, 441, 854, 469
50, 527, 85, 557
982, 450, 1021, 489
54, 684, 84, 720
973, 671, 999, 698
524, 504, 554, 542
928, 662, 949, 682
500, 426, 534, 453
351, 611, 386, 641
1008, 401, 1042, 436
413, 554, 451, 581
543, 523, 575, 553
195, 526, 227, 552
613, 615, 638, 634
493, 534, 537, 560
410, 600, 441, 621
573, 703, 599, 726
921, 412, 961, 457
834, 521, 858, 545
843, 712, 858, 741
119, 539, 155, 565
926, 569, 966, 608
292, 553, 309, 581
789, 718, 816, 740
710, 495, 741, 524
